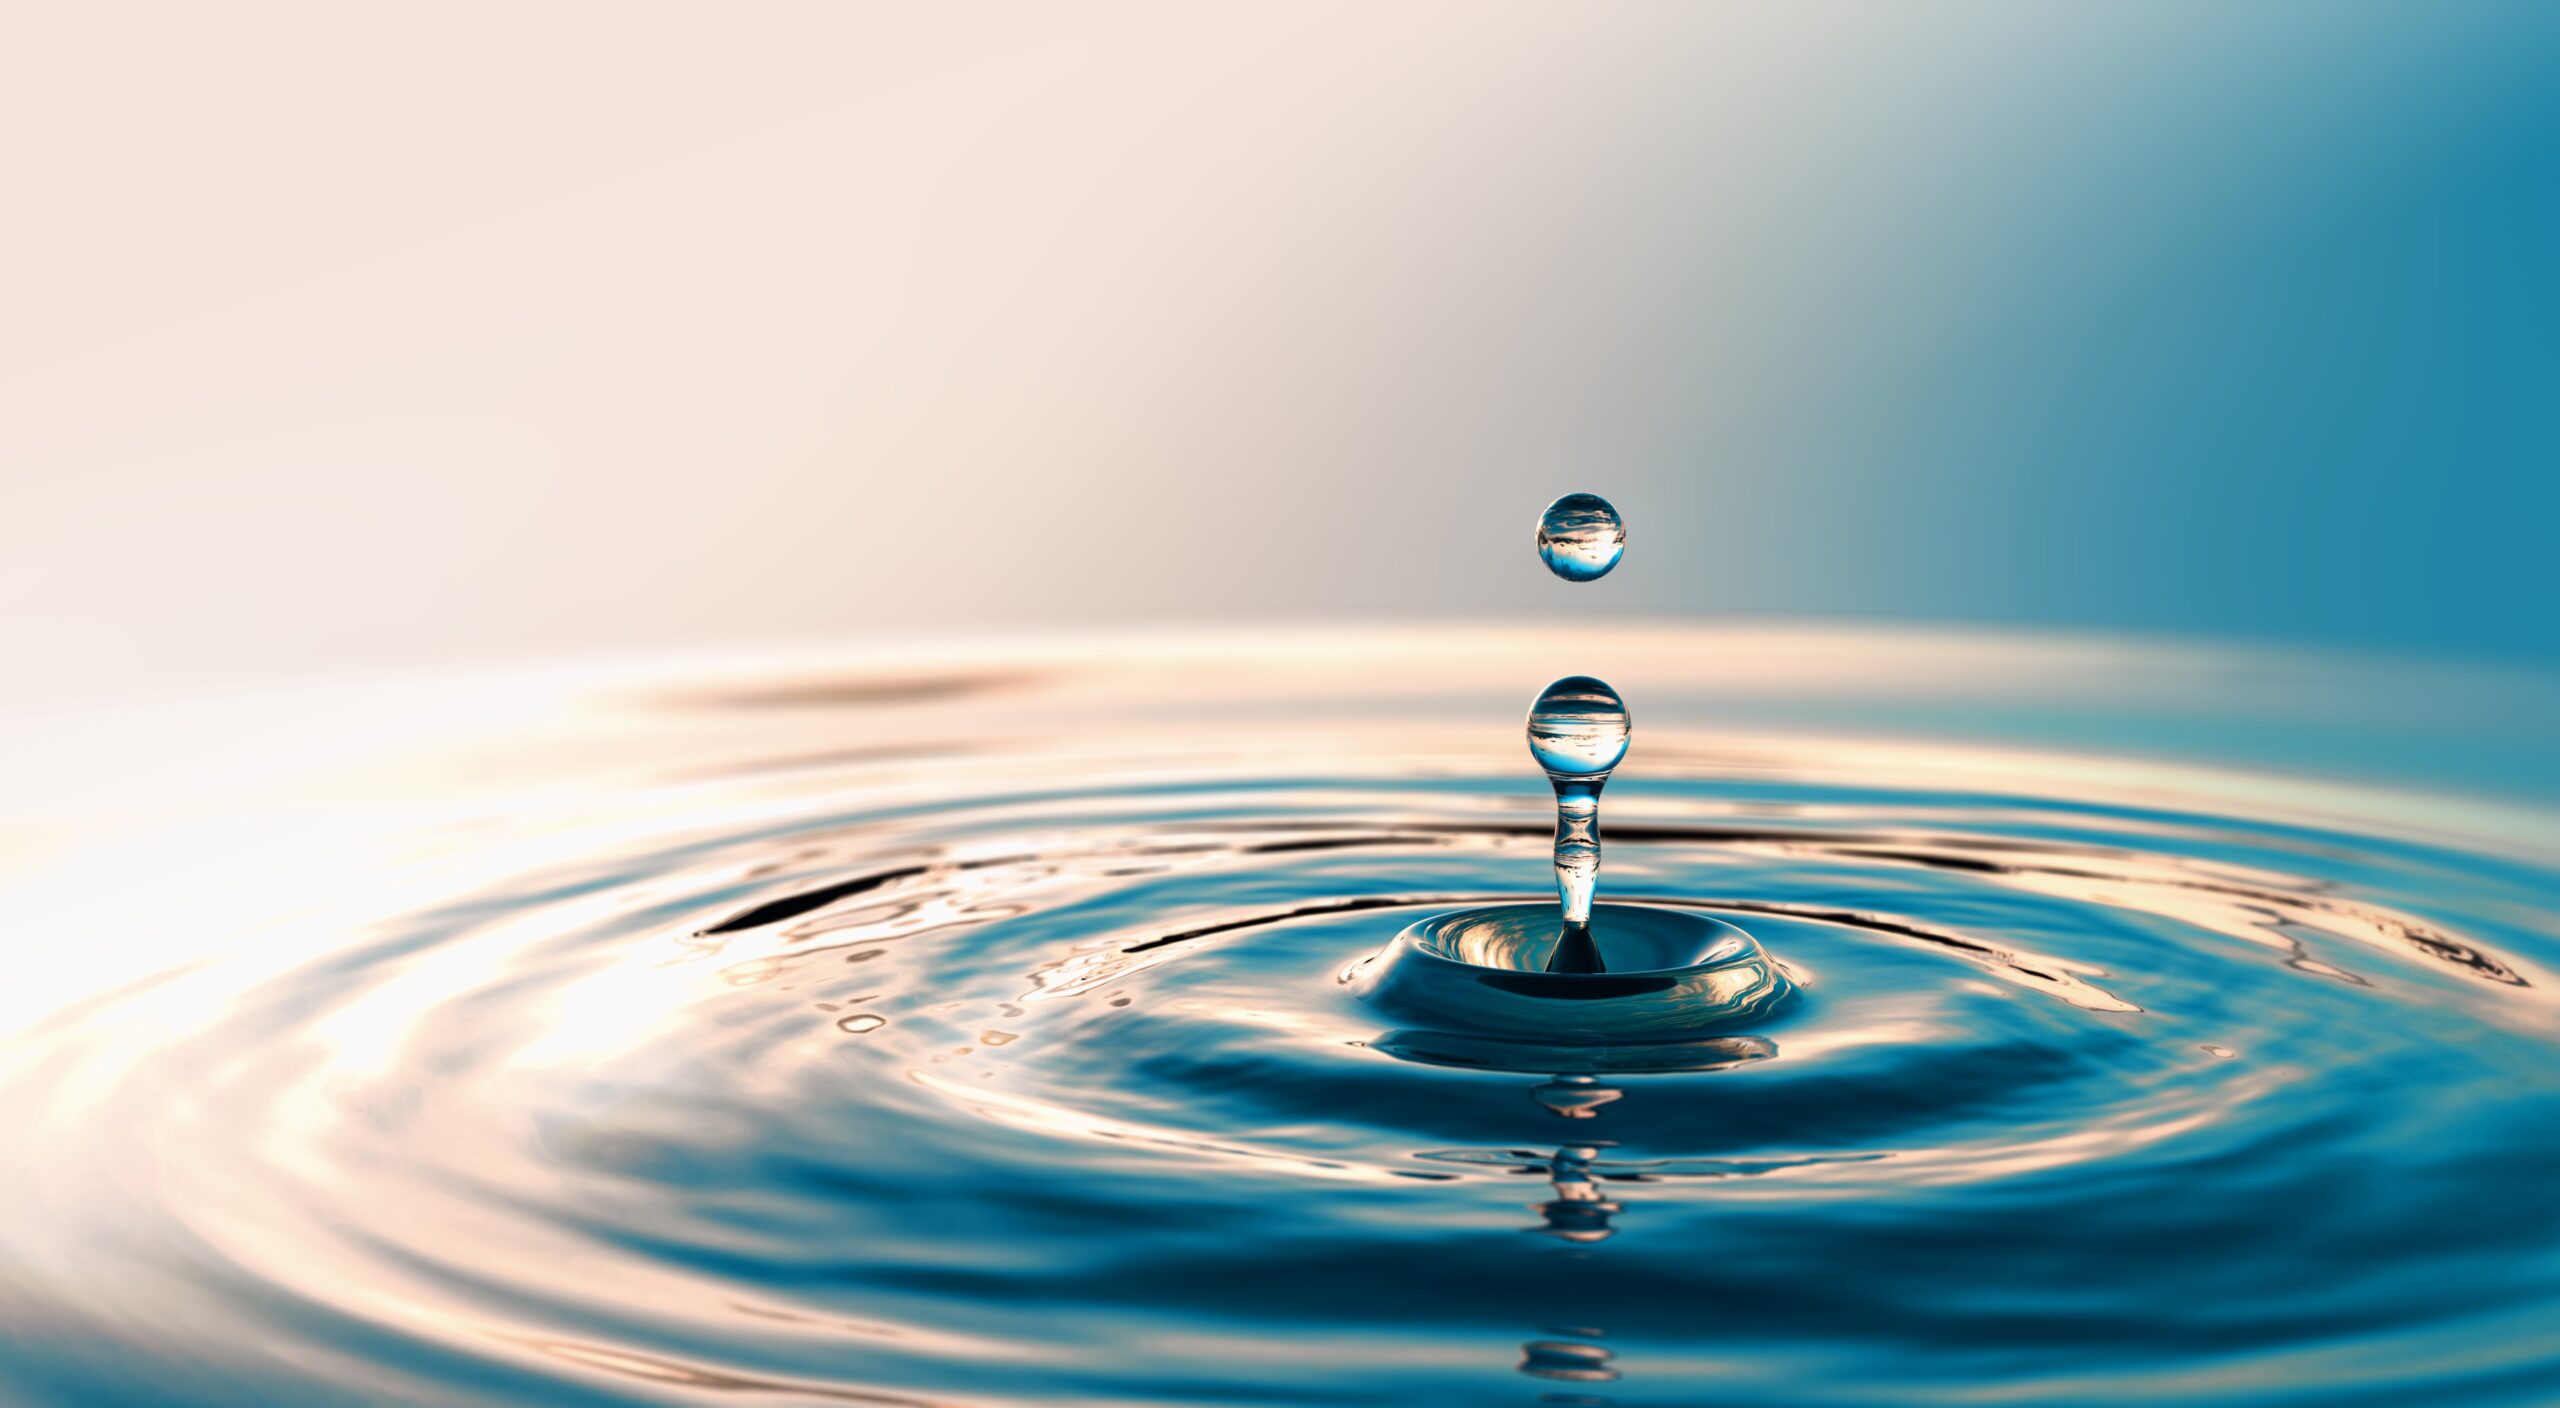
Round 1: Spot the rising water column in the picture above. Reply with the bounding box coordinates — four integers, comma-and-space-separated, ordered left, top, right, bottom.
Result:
1527, 675, 1630, 974
1530, 492, 1630, 975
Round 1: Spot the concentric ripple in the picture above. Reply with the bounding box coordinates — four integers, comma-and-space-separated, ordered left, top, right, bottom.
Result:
5, 626, 2560, 1406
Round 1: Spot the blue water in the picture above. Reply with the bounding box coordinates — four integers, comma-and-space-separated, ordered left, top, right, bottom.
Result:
4, 626, 2558, 1405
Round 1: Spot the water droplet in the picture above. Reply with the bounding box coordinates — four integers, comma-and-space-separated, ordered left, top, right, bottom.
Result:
1527, 677, 1629, 968
1535, 493, 1624, 582
835, 1013, 886, 1035
1527, 677, 1629, 778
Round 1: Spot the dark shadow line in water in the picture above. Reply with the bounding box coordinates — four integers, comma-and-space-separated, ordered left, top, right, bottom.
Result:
1844, 848, 2012, 875
509, 1335, 963, 1406
1756, 837, 2522, 987
702, 867, 935, 933
1123, 895, 1475, 953
1820, 845, 2526, 987
1661, 896, 2143, 1013
701, 837, 1314, 936
1242, 835, 1449, 856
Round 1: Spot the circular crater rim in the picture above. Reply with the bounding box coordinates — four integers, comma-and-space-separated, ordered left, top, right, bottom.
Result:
1349, 901, 1796, 1044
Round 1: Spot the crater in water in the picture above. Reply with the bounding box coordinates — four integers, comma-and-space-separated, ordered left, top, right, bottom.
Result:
2, 625, 2557, 1406
1349, 901, 1794, 1045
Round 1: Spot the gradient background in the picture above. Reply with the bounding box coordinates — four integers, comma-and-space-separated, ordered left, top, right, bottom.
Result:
4, 2, 2555, 703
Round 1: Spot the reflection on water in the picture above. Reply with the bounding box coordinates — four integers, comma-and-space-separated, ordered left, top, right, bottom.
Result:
1532, 1074, 1623, 1119
1520, 1335, 1619, 1383
3, 625, 2560, 1405
1531, 1141, 1624, 1244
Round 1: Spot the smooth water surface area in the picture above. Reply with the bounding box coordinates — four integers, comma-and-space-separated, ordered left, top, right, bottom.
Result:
4, 624, 2559, 1406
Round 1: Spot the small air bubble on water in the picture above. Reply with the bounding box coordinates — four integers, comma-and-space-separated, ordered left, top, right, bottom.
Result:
1536, 493, 1624, 582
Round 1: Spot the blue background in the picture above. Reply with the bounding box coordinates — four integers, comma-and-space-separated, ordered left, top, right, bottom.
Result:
1368, 6, 2560, 667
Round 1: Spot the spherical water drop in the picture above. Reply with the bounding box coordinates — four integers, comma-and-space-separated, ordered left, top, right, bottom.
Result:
1535, 492, 1624, 582
1526, 676, 1630, 777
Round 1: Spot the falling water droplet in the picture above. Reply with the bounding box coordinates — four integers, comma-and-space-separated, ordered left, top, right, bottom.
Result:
1527, 677, 1629, 973
1535, 493, 1625, 582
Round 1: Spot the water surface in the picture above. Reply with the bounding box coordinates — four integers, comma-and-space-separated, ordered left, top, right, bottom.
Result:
3, 624, 2558, 1406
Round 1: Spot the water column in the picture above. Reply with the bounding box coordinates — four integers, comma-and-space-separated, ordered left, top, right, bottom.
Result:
1531, 493, 1627, 974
